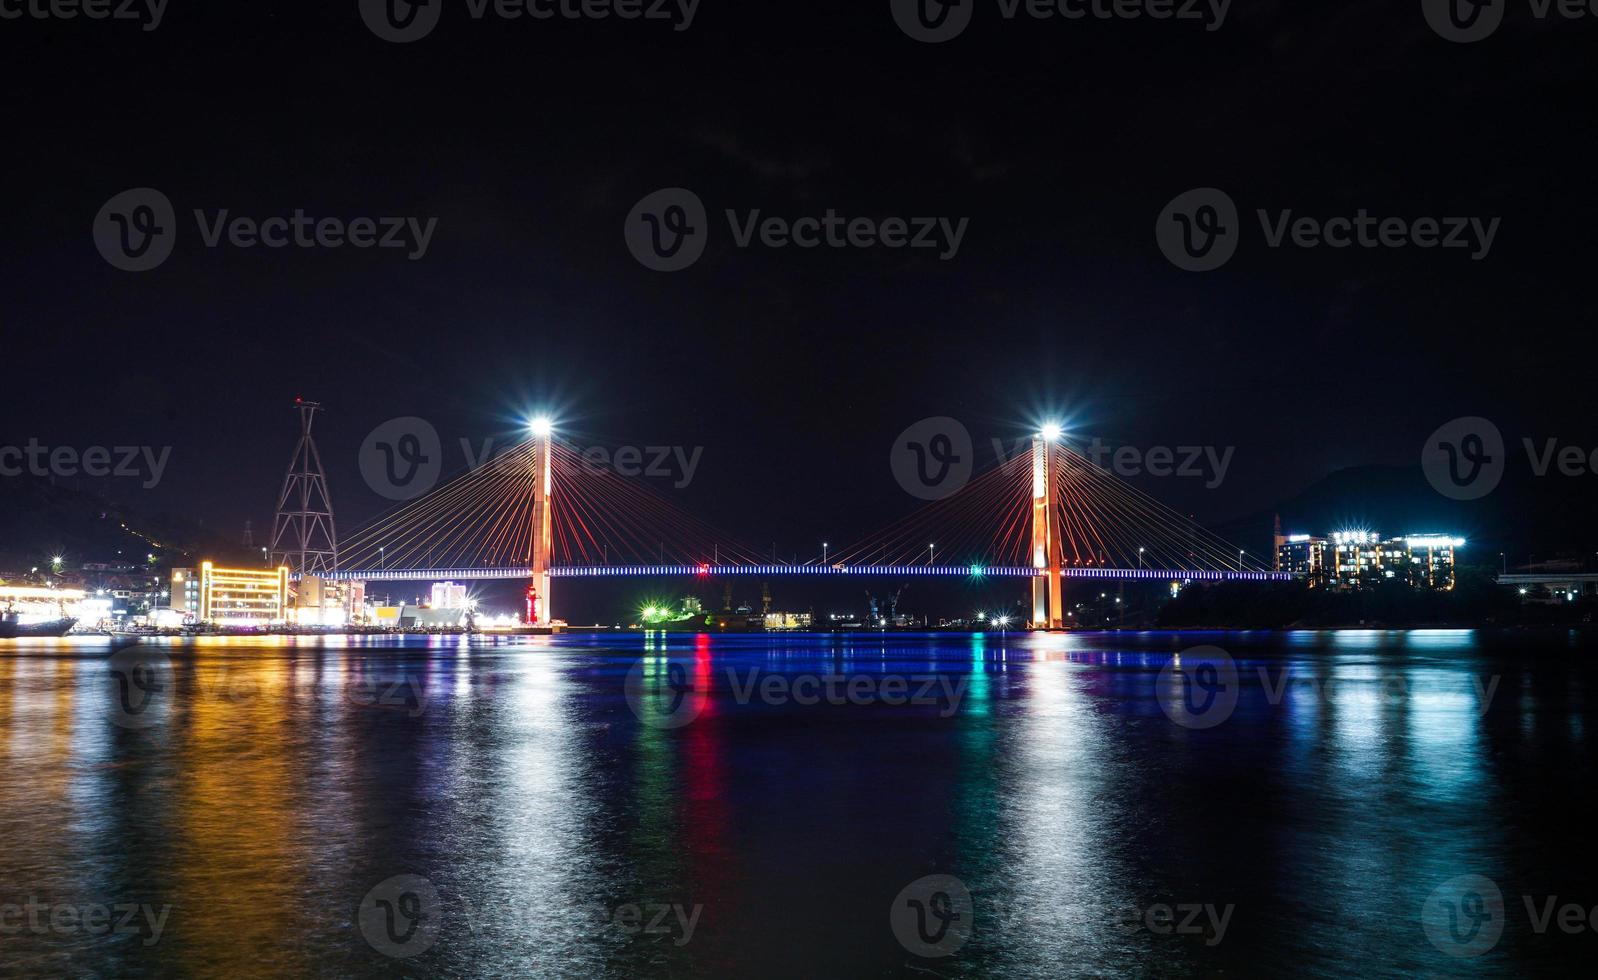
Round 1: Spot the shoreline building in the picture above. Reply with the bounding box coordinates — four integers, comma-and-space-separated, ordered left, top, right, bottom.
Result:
172, 563, 291, 626
1278, 531, 1462, 590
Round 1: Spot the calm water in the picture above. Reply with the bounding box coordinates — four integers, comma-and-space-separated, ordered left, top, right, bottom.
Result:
1, 630, 1595, 977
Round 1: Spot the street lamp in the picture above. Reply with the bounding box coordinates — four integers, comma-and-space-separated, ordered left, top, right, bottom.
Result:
380, 546, 386, 571
822, 542, 829, 565
928, 544, 936, 566
1138, 546, 1145, 571
1238, 549, 1245, 571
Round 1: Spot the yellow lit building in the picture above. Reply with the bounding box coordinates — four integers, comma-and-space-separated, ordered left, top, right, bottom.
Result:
192, 562, 290, 626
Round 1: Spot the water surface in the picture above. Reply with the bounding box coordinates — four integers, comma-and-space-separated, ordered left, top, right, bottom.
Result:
1, 630, 1593, 977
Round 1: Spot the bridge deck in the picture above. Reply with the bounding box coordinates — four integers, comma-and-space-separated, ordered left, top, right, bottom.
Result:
303, 564, 1290, 583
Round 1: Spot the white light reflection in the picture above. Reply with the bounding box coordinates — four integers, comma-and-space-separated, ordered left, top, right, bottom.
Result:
985, 640, 1132, 974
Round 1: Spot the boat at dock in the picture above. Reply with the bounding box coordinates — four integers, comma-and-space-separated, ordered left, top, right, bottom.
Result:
0, 612, 79, 638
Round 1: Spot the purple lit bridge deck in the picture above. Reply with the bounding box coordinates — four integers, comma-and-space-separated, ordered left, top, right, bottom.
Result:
303, 565, 1292, 583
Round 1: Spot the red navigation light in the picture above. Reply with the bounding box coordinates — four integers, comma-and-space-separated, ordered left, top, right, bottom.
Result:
698, 564, 710, 576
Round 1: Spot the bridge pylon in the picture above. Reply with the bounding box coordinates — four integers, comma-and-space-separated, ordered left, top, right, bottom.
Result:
527, 420, 554, 625
1030, 431, 1064, 629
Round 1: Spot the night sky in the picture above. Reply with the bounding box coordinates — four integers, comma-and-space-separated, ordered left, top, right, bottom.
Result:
4, 1, 1596, 612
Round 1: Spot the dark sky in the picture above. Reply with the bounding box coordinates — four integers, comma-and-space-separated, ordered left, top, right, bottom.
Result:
4, 0, 1596, 594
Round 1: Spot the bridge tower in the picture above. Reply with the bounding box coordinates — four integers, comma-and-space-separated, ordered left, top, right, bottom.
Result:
1031, 427, 1064, 628
270, 399, 338, 575
526, 417, 555, 626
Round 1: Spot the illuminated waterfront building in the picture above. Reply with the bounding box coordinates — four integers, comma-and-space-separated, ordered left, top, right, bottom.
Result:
1277, 535, 1329, 587
190, 562, 290, 625
1385, 535, 1462, 589
1331, 530, 1383, 586
1278, 531, 1462, 590
430, 581, 468, 610
172, 567, 201, 616
292, 575, 365, 626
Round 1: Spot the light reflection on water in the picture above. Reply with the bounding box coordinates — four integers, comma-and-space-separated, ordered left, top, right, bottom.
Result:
0, 629, 1595, 977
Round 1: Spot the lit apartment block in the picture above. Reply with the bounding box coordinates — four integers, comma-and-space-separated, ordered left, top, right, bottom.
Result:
1279, 531, 1462, 590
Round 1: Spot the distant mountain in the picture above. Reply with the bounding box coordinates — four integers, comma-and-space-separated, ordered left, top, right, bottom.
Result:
0, 476, 246, 571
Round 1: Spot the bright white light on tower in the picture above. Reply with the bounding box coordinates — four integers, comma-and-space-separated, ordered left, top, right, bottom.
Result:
1041, 422, 1063, 442
529, 416, 554, 438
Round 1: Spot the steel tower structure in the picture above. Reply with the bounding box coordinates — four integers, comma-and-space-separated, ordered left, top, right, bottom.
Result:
270, 399, 339, 575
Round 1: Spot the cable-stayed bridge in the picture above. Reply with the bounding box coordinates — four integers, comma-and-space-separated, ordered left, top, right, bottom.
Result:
313, 425, 1287, 627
